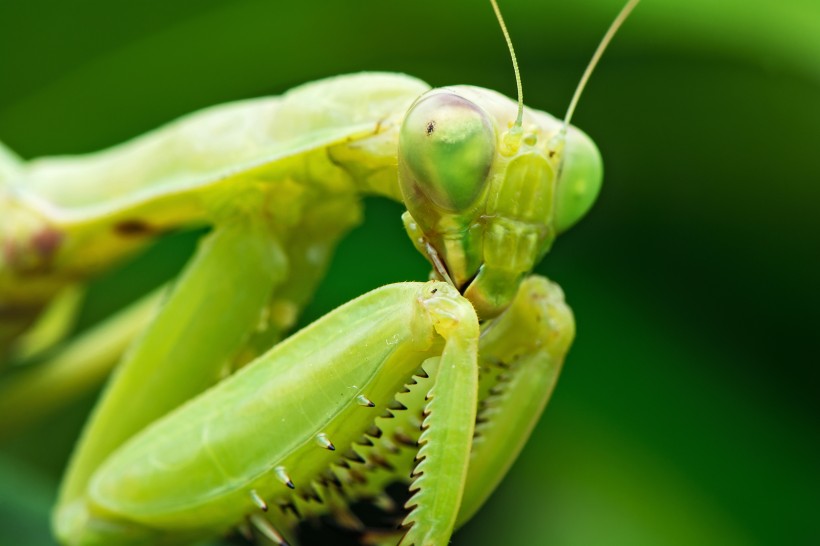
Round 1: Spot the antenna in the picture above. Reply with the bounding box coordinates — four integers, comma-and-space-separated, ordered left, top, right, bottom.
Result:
562, 0, 641, 133
490, 0, 524, 131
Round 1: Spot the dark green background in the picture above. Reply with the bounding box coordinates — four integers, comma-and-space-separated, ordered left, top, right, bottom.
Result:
1, 0, 818, 544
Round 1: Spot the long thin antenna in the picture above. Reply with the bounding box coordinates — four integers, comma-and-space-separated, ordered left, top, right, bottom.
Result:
490, 0, 524, 131
562, 0, 641, 132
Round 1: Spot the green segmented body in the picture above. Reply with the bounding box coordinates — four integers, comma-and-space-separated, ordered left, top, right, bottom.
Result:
0, 0, 646, 542
0, 69, 600, 545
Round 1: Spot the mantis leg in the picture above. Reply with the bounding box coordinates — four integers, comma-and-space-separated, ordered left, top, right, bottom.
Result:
59, 281, 478, 546
457, 275, 575, 525
55, 217, 288, 540
0, 286, 162, 439
11, 283, 85, 363
239, 194, 362, 357
55, 194, 363, 542
398, 286, 480, 546
349, 276, 572, 545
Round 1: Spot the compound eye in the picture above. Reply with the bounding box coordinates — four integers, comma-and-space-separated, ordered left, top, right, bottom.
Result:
399, 91, 496, 211
554, 126, 603, 233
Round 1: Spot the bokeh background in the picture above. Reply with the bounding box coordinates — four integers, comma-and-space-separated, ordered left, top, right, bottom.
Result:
1, 0, 818, 544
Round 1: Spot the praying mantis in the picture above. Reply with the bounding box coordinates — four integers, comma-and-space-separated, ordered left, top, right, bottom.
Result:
0, 0, 639, 544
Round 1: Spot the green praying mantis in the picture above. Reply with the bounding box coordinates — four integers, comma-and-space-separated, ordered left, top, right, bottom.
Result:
0, 0, 640, 544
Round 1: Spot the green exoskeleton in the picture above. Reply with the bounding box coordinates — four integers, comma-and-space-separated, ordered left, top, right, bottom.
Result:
0, 1, 639, 544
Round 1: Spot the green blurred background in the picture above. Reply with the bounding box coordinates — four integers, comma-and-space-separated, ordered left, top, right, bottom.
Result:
1, 0, 818, 544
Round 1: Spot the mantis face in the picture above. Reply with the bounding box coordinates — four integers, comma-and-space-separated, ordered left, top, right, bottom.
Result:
398, 86, 602, 318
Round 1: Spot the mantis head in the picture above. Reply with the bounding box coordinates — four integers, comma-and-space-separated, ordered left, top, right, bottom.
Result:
398, 87, 601, 319
397, 0, 637, 319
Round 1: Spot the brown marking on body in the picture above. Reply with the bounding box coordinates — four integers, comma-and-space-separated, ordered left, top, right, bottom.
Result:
114, 219, 157, 237
426, 120, 436, 136
31, 228, 63, 259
